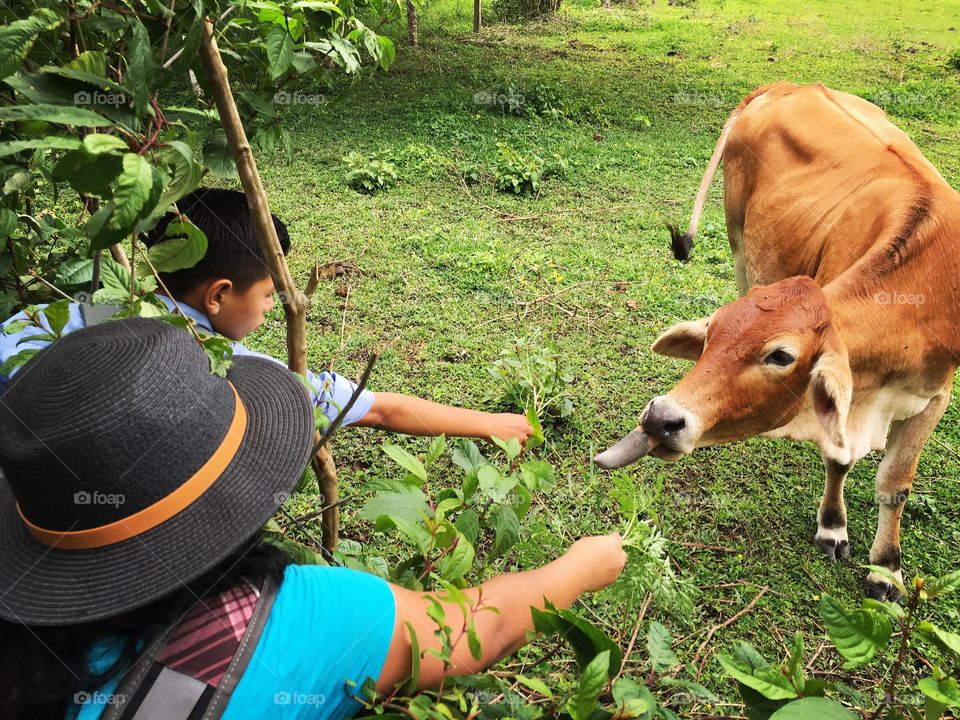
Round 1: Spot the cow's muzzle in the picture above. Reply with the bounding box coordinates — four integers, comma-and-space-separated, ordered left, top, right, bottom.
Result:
594, 397, 697, 469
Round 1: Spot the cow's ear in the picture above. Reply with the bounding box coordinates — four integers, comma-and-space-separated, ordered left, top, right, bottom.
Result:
652, 317, 710, 360
809, 325, 852, 448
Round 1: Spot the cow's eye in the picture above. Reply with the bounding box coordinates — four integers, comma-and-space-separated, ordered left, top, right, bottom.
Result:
764, 349, 795, 366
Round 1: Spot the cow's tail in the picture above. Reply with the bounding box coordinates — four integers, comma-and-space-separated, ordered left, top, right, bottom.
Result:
669, 84, 776, 261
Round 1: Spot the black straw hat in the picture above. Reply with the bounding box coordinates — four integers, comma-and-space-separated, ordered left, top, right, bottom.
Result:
0, 318, 314, 625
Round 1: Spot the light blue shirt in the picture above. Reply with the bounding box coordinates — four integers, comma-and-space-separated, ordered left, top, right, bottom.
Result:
75, 565, 397, 720
0, 298, 375, 426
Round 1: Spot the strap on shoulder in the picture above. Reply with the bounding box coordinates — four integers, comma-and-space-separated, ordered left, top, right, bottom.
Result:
97, 576, 279, 720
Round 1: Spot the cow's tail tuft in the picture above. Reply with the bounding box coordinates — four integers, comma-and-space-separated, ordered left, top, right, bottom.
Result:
667, 222, 694, 261
667, 84, 777, 262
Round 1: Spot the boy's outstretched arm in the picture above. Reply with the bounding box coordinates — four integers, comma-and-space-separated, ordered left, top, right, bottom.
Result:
355, 391, 533, 443
377, 534, 626, 692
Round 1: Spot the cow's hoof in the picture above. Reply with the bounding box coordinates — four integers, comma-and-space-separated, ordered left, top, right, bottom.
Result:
865, 571, 904, 603
813, 532, 851, 562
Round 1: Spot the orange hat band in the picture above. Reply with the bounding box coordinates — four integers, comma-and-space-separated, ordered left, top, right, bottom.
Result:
17, 382, 247, 551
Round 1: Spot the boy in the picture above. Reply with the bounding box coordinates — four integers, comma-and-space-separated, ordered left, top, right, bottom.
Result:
0, 188, 532, 443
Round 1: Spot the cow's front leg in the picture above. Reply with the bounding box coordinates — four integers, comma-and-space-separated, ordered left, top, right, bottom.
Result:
814, 455, 852, 561
867, 388, 951, 601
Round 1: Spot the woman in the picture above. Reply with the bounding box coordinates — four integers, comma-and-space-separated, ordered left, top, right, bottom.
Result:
0, 318, 625, 719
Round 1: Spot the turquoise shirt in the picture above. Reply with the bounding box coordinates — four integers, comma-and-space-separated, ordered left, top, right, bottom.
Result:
0, 298, 375, 426
75, 565, 396, 720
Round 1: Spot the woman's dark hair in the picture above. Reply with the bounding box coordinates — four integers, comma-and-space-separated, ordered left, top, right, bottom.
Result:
142, 188, 291, 296
0, 535, 292, 720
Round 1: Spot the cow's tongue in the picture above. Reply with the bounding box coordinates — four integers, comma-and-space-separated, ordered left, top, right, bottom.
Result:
593, 429, 659, 469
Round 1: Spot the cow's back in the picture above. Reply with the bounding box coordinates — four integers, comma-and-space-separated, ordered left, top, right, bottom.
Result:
722, 82, 949, 287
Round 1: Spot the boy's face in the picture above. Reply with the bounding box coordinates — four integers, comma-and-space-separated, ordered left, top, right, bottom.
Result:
201, 274, 278, 341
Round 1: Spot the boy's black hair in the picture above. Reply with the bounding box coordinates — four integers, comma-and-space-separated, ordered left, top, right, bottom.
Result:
143, 188, 291, 296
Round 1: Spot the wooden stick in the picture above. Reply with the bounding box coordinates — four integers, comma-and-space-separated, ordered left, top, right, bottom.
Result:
694, 587, 768, 680
199, 18, 341, 551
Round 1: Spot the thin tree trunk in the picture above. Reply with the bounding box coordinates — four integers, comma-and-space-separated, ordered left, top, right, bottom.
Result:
406, 0, 417, 46
474, 0, 481, 32
110, 243, 131, 271
199, 18, 340, 552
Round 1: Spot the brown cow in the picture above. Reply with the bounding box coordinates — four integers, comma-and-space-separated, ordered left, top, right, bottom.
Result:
595, 82, 960, 600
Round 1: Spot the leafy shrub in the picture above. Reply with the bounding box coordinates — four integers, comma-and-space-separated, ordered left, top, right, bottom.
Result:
948, 50, 960, 72
720, 569, 960, 718
487, 329, 574, 420
492, 143, 567, 195
343, 151, 398, 193
493, 143, 545, 194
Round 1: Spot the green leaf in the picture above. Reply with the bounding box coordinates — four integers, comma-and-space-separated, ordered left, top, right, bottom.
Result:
0, 137, 83, 158
0, 347, 39, 375
0, 209, 17, 238
266, 26, 295, 79
515, 674, 553, 698
918, 677, 960, 710
491, 505, 520, 557
425, 434, 446, 465
152, 141, 203, 214
329, 33, 361, 73
466, 618, 482, 661
99, 256, 132, 296
437, 534, 475, 581
524, 404, 544, 449
491, 435, 522, 460
67, 50, 107, 77
925, 570, 960, 600
611, 677, 652, 718
124, 17, 153, 113
717, 643, 798, 701
147, 220, 207, 272
568, 650, 610, 720
519, 460, 554, 491
82, 134, 128, 154
52, 149, 124, 196
769, 698, 858, 719
646, 620, 679, 672
292, 0, 345, 13
112, 154, 160, 229
403, 620, 421, 694
43, 300, 72, 337
531, 602, 622, 675
819, 595, 892, 668
382, 444, 428, 482
916, 621, 960, 656
0, 9, 64, 81
452, 439, 486, 473
203, 133, 237, 179
0, 104, 110, 126
478, 464, 517, 503
357, 489, 431, 525
376, 34, 395, 70
454, 509, 480, 543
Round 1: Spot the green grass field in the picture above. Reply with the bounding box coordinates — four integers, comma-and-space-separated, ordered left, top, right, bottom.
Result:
245, 0, 960, 711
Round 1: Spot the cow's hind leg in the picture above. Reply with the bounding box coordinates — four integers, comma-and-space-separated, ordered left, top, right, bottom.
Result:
867, 388, 952, 601
814, 454, 852, 561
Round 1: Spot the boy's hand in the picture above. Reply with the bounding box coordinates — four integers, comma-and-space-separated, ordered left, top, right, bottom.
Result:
487, 413, 534, 444
563, 534, 627, 592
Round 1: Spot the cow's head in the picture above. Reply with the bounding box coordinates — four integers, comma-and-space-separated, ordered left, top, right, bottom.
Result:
595, 276, 853, 468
